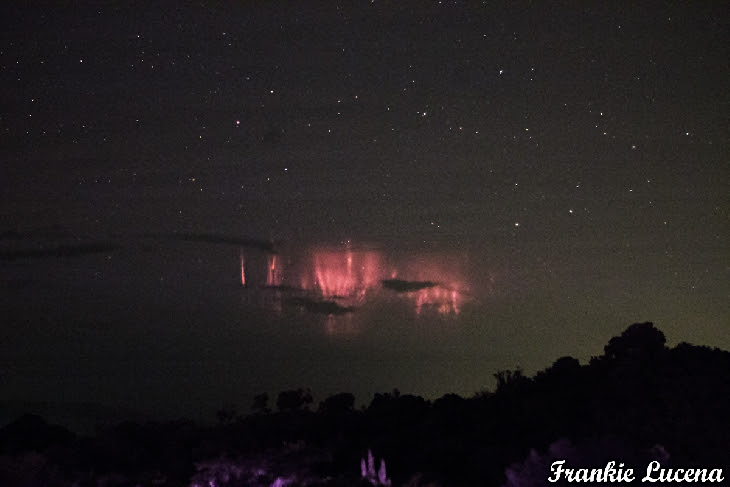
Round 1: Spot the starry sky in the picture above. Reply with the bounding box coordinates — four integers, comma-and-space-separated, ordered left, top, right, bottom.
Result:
1, 2, 728, 421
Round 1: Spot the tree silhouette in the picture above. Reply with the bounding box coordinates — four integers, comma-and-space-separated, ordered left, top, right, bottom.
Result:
252, 392, 271, 414
603, 321, 666, 361
2, 321, 727, 486
215, 406, 237, 425
277, 388, 314, 412
319, 392, 356, 415
493, 368, 528, 393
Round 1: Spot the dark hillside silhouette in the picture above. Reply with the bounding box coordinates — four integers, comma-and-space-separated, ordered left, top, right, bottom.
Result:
1, 322, 727, 486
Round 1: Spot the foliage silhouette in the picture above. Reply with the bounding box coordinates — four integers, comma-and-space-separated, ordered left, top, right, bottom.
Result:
1, 322, 728, 486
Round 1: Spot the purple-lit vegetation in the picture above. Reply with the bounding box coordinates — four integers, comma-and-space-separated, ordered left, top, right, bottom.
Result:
503, 438, 671, 487
188, 450, 319, 487
361, 449, 391, 486
0, 323, 727, 486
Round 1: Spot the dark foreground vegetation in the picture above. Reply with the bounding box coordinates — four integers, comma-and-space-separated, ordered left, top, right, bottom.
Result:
1, 323, 728, 486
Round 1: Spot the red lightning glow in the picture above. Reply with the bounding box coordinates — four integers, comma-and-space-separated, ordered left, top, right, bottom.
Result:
242, 244, 470, 317
266, 254, 281, 286
240, 251, 246, 286
310, 248, 381, 303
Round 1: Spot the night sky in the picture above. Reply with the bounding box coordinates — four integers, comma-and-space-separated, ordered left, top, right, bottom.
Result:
1, 2, 728, 423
